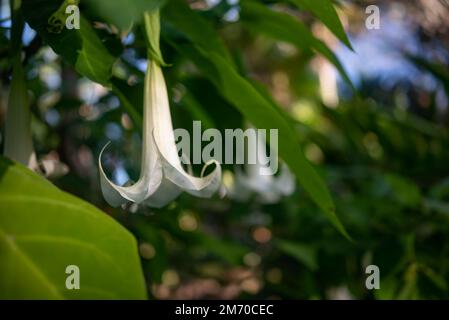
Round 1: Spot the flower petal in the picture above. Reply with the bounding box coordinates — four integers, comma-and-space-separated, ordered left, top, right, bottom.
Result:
273, 163, 296, 196
143, 178, 182, 208
4, 58, 34, 167
148, 60, 222, 198
39, 158, 69, 178
99, 134, 164, 207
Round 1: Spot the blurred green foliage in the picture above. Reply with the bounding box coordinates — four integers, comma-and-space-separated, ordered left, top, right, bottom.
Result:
0, 0, 449, 299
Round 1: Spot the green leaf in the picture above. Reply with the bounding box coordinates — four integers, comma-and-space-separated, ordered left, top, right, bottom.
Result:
275, 239, 318, 271
384, 174, 422, 207
406, 54, 449, 95
0, 157, 146, 299
286, 0, 353, 50
162, 0, 233, 63
181, 92, 217, 130
22, 0, 115, 85
240, 0, 352, 86
168, 42, 349, 239
421, 266, 448, 292
85, 0, 166, 31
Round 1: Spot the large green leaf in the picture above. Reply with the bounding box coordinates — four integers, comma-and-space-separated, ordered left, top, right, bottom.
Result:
169, 42, 348, 238
0, 157, 146, 299
286, 0, 353, 50
240, 0, 352, 86
22, 0, 115, 85
84, 0, 165, 31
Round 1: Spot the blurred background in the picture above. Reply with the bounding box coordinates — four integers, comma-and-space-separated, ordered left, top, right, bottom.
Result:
1, 0, 449, 299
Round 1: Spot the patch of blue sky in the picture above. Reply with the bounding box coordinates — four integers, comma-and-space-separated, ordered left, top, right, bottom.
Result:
336, 17, 423, 89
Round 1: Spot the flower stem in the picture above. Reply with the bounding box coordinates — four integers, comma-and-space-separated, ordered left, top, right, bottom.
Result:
143, 9, 167, 66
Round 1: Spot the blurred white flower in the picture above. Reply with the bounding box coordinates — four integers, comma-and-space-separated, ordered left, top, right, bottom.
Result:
228, 128, 295, 204
4, 57, 68, 179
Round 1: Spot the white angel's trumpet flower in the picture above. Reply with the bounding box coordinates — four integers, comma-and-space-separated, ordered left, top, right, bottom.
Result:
230, 128, 295, 204
99, 60, 221, 208
4, 56, 68, 178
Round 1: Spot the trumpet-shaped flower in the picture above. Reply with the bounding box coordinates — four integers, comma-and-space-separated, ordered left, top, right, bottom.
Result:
4, 56, 68, 178
99, 60, 221, 208
233, 163, 295, 204
228, 128, 295, 204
